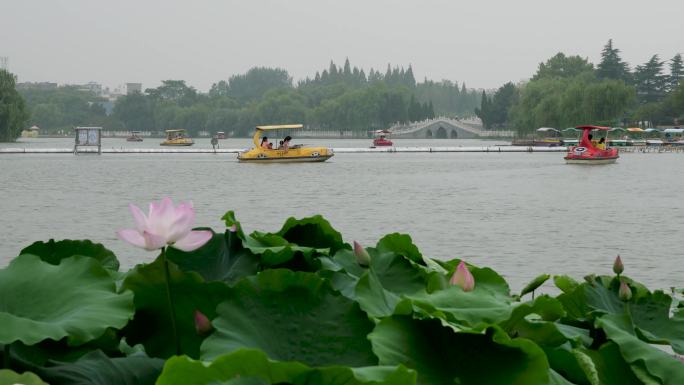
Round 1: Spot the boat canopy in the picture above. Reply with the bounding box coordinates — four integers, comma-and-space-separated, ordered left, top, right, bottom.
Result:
562, 127, 578, 132
537, 127, 559, 132
627, 127, 644, 132
252, 124, 303, 147
165, 129, 186, 133
255, 124, 304, 131
644, 128, 659, 132
576, 125, 611, 131
663, 128, 684, 134
609, 127, 626, 131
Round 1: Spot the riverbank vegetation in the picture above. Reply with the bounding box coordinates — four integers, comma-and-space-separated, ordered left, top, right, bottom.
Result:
18, 60, 481, 138
0, 69, 29, 142
1, 199, 682, 385
476, 40, 684, 135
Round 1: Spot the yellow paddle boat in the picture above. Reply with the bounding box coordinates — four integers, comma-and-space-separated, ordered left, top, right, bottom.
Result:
237, 124, 334, 163
160, 129, 194, 146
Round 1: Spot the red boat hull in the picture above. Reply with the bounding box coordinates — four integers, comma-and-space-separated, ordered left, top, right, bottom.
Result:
373, 138, 393, 146
564, 146, 619, 164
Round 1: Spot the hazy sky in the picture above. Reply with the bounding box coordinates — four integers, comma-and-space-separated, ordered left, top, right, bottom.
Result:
2, 0, 682, 91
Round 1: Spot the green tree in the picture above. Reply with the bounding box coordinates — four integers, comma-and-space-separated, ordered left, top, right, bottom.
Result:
224, 67, 292, 102
668, 54, 683, 92
532, 53, 594, 80
634, 55, 667, 104
113, 91, 154, 132
145, 80, 198, 106
0, 69, 29, 142
596, 39, 632, 82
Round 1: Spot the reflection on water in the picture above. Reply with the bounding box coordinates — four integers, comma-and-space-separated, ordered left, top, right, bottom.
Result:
0, 139, 682, 291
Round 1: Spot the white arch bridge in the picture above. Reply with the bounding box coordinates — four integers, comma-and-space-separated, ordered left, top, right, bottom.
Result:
388, 117, 514, 139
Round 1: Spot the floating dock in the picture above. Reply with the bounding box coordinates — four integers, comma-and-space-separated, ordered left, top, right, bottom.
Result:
2, 146, 684, 155
0, 146, 568, 154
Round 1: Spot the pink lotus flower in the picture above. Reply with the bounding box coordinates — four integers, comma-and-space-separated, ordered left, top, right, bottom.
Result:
194, 309, 213, 335
353, 241, 371, 266
613, 255, 624, 275
117, 197, 212, 252
450, 261, 475, 292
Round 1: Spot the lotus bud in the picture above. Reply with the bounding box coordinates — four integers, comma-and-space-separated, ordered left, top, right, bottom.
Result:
613, 255, 624, 275
449, 261, 475, 292
619, 281, 632, 301
353, 241, 371, 267
228, 224, 237, 233
193, 310, 213, 335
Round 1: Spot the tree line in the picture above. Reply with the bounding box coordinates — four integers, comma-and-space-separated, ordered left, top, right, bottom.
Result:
4, 59, 482, 140
476, 40, 684, 135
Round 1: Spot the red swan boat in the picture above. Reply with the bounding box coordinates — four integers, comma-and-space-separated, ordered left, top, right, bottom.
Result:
564, 125, 619, 164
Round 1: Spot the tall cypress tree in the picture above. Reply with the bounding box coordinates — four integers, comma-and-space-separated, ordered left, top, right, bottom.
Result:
669, 54, 683, 92
343, 58, 351, 76
405, 65, 416, 88
596, 39, 631, 82
634, 55, 666, 104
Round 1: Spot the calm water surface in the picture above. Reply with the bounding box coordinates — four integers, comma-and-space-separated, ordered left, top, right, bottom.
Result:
1, 138, 682, 291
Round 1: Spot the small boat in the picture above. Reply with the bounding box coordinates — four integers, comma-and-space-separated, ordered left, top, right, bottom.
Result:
237, 124, 333, 163
126, 131, 143, 142
371, 130, 393, 147
216, 131, 226, 139
564, 125, 619, 164
160, 129, 194, 146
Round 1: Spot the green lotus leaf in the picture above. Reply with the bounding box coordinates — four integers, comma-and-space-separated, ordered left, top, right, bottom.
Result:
581, 342, 643, 385
630, 291, 684, 354
159, 349, 416, 385
369, 315, 550, 385
354, 269, 403, 318
520, 274, 551, 298
502, 296, 591, 348
404, 282, 513, 329
597, 313, 684, 385
201, 269, 377, 367
553, 275, 579, 294
331, 245, 430, 318
440, 259, 511, 297
376, 233, 423, 264
544, 346, 592, 385
504, 295, 565, 328
547, 369, 577, 385
166, 228, 259, 283
36, 350, 163, 385
20, 239, 119, 271
277, 215, 346, 254
221, 210, 247, 239
561, 279, 684, 353
121, 256, 231, 358
242, 231, 328, 271
6, 328, 123, 372
0, 369, 48, 385
0, 254, 134, 346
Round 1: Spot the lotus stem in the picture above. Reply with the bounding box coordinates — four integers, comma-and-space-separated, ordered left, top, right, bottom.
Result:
161, 247, 180, 355
3, 344, 9, 369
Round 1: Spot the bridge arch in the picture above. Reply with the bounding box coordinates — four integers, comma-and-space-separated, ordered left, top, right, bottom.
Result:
436, 126, 447, 139
450, 130, 458, 138
425, 129, 432, 138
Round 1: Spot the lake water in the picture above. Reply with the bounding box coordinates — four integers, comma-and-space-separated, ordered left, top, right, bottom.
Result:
1, 137, 682, 292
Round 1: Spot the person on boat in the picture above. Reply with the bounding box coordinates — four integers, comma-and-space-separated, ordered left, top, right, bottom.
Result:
590, 134, 599, 148
281, 136, 292, 151
597, 137, 606, 150
261, 137, 272, 149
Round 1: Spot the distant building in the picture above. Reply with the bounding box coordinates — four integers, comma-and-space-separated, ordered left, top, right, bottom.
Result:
126, 83, 142, 94
77, 81, 103, 96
